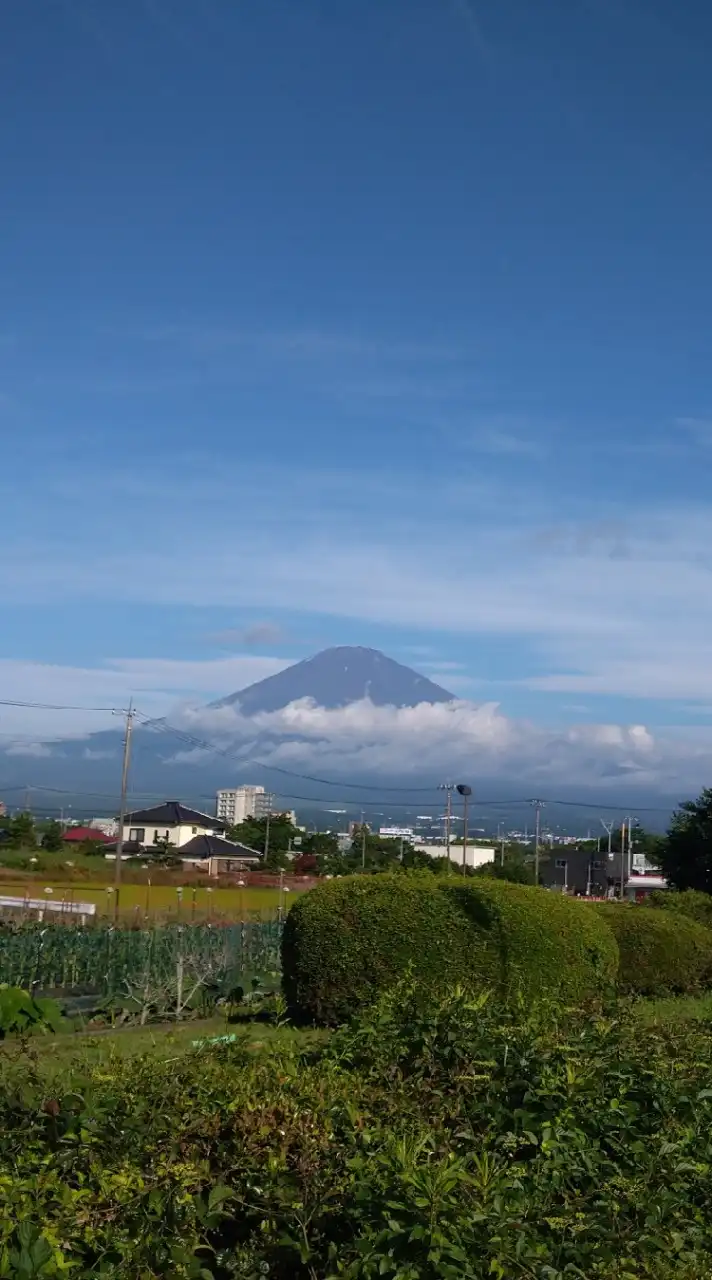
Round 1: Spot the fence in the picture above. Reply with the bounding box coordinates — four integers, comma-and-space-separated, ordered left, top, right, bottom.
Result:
0, 920, 283, 1001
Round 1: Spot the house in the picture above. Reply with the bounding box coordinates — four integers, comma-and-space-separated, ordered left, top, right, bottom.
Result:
542, 846, 609, 896
179, 833, 262, 877
121, 801, 226, 850
62, 826, 112, 845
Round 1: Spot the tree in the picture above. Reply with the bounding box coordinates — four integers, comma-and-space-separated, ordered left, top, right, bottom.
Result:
264, 843, 289, 872
659, 790, 712, 893
226, 812, 299, 863
146, 837, 182, 867
7, 812, 36, 849
301, 832, 339, 859
472, 856, 535, 885
347, 826, 410, 873
315, 849, 350, 877
40, 820, 64, 852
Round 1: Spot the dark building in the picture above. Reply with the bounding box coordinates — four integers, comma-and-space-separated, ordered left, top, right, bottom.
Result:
542, 845, 610, 897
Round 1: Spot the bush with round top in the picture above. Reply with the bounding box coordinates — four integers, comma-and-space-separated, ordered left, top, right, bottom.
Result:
594, 903, 712, 995
281, 873, 475, 1025
439, 879, 619, 1004
281, 874, 619, 1024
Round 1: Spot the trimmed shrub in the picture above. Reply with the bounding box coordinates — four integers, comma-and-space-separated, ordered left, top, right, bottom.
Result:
440, 879, 619, 1004
649, 889, 712, 929
282, 874, 619, 1024
281, 874, 476, 1025
595, 903, 712, 995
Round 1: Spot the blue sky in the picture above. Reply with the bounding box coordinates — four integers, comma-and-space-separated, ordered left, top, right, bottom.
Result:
3, 0, 712, 779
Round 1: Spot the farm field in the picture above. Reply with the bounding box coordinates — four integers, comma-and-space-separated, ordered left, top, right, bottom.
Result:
0, 879, 303, 920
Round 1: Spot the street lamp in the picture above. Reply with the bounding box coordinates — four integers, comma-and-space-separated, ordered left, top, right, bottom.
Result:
456, 785, 472, 873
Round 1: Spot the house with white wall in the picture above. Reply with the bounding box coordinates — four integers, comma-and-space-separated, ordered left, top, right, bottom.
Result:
122, 801, 226, 850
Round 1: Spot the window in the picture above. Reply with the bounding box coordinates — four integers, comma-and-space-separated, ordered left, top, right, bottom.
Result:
555, 858, 567, 869
129, 828, 145, 843
192, 826, 197, 834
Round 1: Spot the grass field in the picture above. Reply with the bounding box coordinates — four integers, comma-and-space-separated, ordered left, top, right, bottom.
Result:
635, 992, 712, 1024
0, 1016, 326, 1079
0, 879, 304, 920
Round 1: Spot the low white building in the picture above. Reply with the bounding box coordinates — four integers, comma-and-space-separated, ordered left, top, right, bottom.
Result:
122, 801, 225, 849
415, 843, 495, 870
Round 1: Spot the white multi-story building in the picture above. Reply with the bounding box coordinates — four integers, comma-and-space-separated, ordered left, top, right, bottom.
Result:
216, 785, 271, 825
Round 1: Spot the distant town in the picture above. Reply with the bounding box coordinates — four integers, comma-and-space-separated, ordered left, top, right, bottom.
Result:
0, 781, 666, 903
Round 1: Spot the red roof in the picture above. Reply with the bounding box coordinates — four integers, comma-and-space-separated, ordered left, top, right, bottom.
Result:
62, 827, 112, 843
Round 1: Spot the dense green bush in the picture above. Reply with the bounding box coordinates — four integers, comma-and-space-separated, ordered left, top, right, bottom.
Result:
595, 903, 712, 995
281, 873, 477, 1024
440, 878, 619, 1002
282, 874, 618, 1023
649, 888, 712, 927
4, 989, 712, 1276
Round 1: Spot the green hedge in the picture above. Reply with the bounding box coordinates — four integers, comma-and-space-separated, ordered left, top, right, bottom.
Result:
282, 875, 619, 1024
649, 889, 712, 929
440, 879, 619, 1003
281, 874, 476, 1025
595, 904, 712, 995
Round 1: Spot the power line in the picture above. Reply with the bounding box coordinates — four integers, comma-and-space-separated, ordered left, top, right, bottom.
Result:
0, 695, 682, 816
0, 699, 124, 712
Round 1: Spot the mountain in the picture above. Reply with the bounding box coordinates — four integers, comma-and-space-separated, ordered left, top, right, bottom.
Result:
211, 646, 455, 713
0, 647, 458, 805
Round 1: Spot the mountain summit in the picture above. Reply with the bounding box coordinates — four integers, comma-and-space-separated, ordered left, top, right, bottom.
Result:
212, 646, 455, 714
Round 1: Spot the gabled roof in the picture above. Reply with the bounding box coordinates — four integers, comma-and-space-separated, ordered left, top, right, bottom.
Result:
179, 834, 261, 861
62, 826, 112, 843
124, 801, 226, 830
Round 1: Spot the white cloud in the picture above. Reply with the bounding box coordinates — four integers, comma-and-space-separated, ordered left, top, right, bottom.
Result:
4, 741, 55, 758
5, 458, 712, 723
165, 696, 699, 790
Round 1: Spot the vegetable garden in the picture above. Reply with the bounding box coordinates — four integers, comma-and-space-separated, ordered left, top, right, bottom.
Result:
0, 921, 282, 1019
3, 876, 712, 1276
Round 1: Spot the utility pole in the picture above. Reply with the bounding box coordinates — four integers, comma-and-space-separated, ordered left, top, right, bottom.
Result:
530, 799, 545, 886
599, 819, 614, 898
264, 794, 273, 863
114, 701, 134, 923
439, 783, 454, 866
456, 784, 472, 874
619, 818, 628, 900
498, 823, 505, 866
623, 817, 637, 898
586, 836, 600, 897
361, 810, 367, 870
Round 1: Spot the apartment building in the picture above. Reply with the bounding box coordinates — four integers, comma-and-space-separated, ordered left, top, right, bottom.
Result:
216, 785, 271, 825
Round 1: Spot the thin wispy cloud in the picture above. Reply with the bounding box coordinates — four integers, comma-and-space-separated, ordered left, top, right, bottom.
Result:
209, 622, 290, 649
3, 460, 712, 716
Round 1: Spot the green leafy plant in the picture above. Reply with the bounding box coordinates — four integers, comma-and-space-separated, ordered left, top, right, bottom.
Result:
4, 986, 712, 1275
0, 986, 63, 1040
